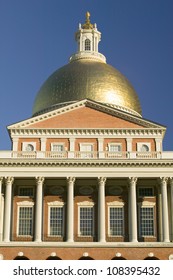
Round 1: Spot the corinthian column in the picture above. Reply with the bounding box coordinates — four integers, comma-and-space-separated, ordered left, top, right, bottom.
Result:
160, 177, 170, 242
66, 177, 75, 242
129, 177, 138, 242
4, 177, 14, 242
35, 177, 44, 242
98, 177, 106, 242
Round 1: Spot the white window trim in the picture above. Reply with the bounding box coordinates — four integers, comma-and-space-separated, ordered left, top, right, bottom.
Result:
138, 186, 154, 198
138, 202, 156, 237
22, 142, 36, 152
137, 142, 151, 152
77, 201, 94, 237
47, 201, 65, 237
79, 143, 94, 151
107, 201, 124, 237
107, 143, 122, 152
51, 143, 65, 152
17, 201, 34, 237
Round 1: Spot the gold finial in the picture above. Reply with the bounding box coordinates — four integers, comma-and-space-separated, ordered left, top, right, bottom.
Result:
82, 11, 93, 29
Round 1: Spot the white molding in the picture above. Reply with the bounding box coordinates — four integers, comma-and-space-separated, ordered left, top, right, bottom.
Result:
17, 201, 34, 206
47, 201, 64, 206
107, 201, 124, 206
77, 201, 94, 206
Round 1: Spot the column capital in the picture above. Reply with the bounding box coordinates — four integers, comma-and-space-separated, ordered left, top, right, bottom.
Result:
128, 177, 138, 185
159, 177, 168, 184
5, 177, 14, 185
98, 177, 106, 185
36, 177, 44, 185
67, 177, 75, 184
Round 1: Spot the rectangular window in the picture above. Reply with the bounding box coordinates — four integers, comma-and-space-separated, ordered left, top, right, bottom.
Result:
18, 207, 33, 236
49, 207, 63, 236
19, 187, 34, 197
109, 144, 121, 152
52, 144, 64, 152
109, 207, 124, 236
138, 187, 154, 197
80, 144, 93, 158
140, 207, 154, 236
79, 207, 93, 236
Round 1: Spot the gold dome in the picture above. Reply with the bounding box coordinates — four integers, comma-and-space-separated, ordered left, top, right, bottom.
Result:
32, 59, 142, 117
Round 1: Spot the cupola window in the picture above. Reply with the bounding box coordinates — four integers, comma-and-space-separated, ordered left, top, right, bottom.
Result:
85, 39, 91, 51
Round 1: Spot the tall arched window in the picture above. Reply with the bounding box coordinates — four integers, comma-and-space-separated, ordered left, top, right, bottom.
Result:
85, 39, 91, 51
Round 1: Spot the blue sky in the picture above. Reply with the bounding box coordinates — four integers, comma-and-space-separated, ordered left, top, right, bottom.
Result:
0, 0, 173, 150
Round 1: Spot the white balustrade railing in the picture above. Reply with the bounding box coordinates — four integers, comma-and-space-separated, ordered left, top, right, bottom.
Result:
0, 151, 173, 160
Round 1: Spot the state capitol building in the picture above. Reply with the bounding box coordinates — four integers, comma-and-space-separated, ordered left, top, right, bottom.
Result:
0, 13, 173, 260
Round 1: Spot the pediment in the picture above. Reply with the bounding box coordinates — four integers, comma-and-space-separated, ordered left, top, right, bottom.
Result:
8, 99, 165, 130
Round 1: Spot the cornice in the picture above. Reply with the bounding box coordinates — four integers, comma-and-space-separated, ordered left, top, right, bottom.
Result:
0, 158, 173, 168
9, 128, 164, 137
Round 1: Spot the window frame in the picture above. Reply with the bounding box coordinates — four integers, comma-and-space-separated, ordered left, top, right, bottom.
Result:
18, 186, 34, 197
22, 142, 36, 152
137, 142, 151, 152
138, 187, 154, 198
108, 143, 122, 152
107, 201, 124, 237
51, 143, 65, 152
78, 201, 94, 237
17, 201, 34, 237
47, 201, 65, 237
138, 202, 156, 237
85, 38, 91, 51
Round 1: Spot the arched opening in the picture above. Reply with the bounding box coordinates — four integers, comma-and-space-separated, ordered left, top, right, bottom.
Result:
85, 39, 91, 51
14, 256, 29, 260
46, 256, 62, 260
79, 256, 94, 260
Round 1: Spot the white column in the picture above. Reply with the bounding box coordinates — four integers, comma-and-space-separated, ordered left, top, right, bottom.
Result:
40, 137, 46, 152
170, 178, 173, 242
3, 177, 14, 242
68, 138, 75, 158
160, 177, 170, 242
0, 178, 3, 242
129, 177, 138, 242
98, 177, 106, 242
35, 177, 44, 242
158, 186, 163, 241
66, 177, 75, 242
126, 138, 132, 152
98, 138, 104, 158
12, 137, 18, 151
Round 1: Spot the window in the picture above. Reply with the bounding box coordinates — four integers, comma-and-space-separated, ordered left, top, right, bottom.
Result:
22, 142, 36, 152
49, 207, 63, 236
18, 207, 33, 236
79, 207, 94, 236
80, 143, 93, 158
140, 207, 154, 236
51, 143, 64, 152
137, 143, 151, 152
109, 207, 124, 236
85, 39, 91, 50
19, 187, 34, 197
138, 187, 154, 197
109, 143, 121, 152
